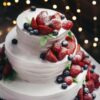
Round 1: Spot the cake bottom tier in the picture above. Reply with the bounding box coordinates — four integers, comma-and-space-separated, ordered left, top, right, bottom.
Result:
0, 71, 87, 100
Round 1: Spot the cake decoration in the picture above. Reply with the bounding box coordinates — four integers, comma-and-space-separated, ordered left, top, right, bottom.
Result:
30, 6, 36, 11
12, 38, 18, 45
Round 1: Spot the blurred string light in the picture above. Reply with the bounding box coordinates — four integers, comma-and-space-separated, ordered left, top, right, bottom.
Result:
72, 16, 77, 21
94, 37, 99, 42
93, 42, 97, 47
44, 0, 48, 2
65, 6, 70, 10
15, 0, 19, 3
78, 27, 83, 32
53, 4, 57, 9
84, 39, 89, 44
12, 20, 17, 25
76, 9, 81, 13
0, 31, 2, 36
7, 2, 11, 6
92, 0, 97, 5
3, 2, 7, 6
93, 16, 97, 21
26, 0, 31, 5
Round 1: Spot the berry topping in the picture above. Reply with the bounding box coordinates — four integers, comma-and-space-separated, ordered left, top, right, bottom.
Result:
27, 26, 33, 32
52, 30, 58, 36
33, 29, 39, 35
90, 68, 94, 73
56, 75, 64, 84
61, 82, 68, 89
58, 47, 67, 60
68, 55, 73, 61
61, 15, 65, 20
12, 39, 18, 45
92, 65, 96, 69
70, 65, 82, 77
31, 17, 38, 29
62, 20, 73, 30
50, 19, 61, 30
63, 70, 70, 77
62, 40, 68, 47
24, 23, 30, 30
83, 64, 88, 70
84, 87, 89, 94
30, 6, 36, 11
50, 12, 61, 20
38, 25, 53, 35
83, 93, 93, 100
83, 58, 91, 65
78, 88, 83, 100
92, 93, 96, 99
64, 76, 73, 85
40, 52, 46, 60
46, 50, 58, 62
36, 11, 50, 25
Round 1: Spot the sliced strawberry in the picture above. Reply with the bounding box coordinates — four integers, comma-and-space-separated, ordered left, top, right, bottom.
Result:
78, 61, 85, 67
78, 88, 83, 100
86, 70, 93, 81
83, 58, 91, 65
36, 11, 50, 25
64, 76, 73, 85
50, 19, 61, 30
94, 82, 100, 89
31, 17, 38, 29
76, 44, 81, 53
83, 93, 93, 100
58, 47, 67, 60
72, 55, 82, 64
86, 80, 95, 93
70, 65, 82, 77
62, 20, 73, 30
76, 51, 86, 60
46, 50, 58, 62
50, 12, 61, 20
52, 42, 62, 54
66, 41, 76, 55
38, 25, 53, 35
92, 73, 99, 83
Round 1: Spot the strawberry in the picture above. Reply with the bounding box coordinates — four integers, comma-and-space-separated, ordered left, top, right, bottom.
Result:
64, 76, 73, 85
46, 50, 58, 62
66, 41, 76, 55
36, 11, 50, 25
3, 63, 12, 77
92, 73, 99, 83
62, 20, 73, 30
86, 80, 95, 93
76, 51, 86, 60
78, 61, 85, 67
83, 93, 93, 100
78, 88, 83, 100
52, 42, 62, 54
83, 58, 91, 65
58, 47, 67, 60
50, 19, 61, 30
76, 44, 81, 53
94, 82, 100, 89
50, 12, 61, 20
70, 65, 82, 77
31, 17, 38, 29
38, 25, 53, 35
72, 55, 82, 64
86, 70, 93, 81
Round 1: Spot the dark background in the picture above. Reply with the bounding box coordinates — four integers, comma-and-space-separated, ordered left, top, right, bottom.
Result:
0, 0, 100, 63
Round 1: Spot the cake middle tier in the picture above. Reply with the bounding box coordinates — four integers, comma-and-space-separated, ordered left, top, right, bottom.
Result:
5, 27, 78, 83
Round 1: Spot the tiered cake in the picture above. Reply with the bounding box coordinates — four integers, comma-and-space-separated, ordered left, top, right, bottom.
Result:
0, 7, 99, 100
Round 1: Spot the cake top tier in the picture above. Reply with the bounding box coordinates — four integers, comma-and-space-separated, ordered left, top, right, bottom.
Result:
17, 7, 73, 37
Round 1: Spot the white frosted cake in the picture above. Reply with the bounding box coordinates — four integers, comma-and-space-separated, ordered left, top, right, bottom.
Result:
1, 7, 99, 100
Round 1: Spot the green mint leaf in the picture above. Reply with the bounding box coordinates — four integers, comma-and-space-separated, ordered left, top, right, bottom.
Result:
67, 31, 72, 38
40, 36, 48, 47
73, 78, 78, 83
65, 62, 72, 70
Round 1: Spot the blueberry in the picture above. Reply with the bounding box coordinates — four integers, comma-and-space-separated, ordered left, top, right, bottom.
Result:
63, 70, 70, 77
92, 93, 96, 99
84, 87, 89, 94
61, 15, 65, 20
24, 23, 30, 30
92, 65, 96, 69
68, 55, 73, 61
30, 30, 35, 35
30, 6, 36, 11
33, 29, 39, 35
90, 68, 94, 73
52, 30, 58, 36
56, 75, 64, 84
83, 64, 88, 70
62, 40, 68, 47
27, 26, 33, 32
40, 52, 46, 60
12, 39, 18, 45
61, 82, 68, 89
